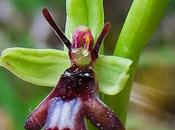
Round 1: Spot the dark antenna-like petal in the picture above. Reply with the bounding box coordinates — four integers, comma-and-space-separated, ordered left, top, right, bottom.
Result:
42, 8, 71, 49
91, 23, 111, 60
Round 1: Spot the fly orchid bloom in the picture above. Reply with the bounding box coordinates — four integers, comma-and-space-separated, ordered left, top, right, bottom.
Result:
24, 8, 125, 130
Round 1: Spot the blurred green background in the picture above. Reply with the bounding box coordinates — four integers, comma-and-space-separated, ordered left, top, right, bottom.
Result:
0, 0, 175, 130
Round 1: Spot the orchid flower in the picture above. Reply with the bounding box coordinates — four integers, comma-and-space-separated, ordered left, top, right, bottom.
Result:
24, 8, 125, 130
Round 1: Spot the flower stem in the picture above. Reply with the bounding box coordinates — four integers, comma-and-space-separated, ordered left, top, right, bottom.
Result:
104, 0, 169, 124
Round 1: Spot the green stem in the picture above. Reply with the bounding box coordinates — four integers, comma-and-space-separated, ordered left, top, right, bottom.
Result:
104, 0, 169, 124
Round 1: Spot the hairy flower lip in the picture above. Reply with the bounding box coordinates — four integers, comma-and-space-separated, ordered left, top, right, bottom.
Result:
25, 66, 125, 130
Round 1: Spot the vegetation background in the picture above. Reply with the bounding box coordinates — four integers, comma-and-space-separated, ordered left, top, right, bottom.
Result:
0, 0, 175, 130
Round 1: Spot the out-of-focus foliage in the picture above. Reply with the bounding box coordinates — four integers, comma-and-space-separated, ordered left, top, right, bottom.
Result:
169, 0, 175, 9
10, 0, 65, 13
0, 0, 175, 130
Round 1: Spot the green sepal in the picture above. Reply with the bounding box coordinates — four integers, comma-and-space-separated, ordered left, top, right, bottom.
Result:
65, 0, 104, 42
0, 48, 132, 95
0, 48, 70, 86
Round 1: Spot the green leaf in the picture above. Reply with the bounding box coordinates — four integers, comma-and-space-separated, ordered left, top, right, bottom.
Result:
0, 48, 132, 95
114, 0, 169, 59
65, 0, 104, 42
112, 0, 169, 123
